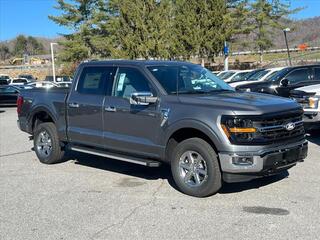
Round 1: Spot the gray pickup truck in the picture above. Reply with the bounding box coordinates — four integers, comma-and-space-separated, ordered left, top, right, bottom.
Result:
17, 60, 308, 197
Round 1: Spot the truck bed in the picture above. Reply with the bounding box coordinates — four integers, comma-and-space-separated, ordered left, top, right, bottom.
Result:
18, 87, 70, 141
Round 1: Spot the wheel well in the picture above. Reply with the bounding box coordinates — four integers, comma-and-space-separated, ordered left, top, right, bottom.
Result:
166, 128, 218, 161
32, 111, 54, 131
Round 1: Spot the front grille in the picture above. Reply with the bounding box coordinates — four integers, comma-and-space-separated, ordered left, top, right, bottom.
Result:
252, 109, 305, 144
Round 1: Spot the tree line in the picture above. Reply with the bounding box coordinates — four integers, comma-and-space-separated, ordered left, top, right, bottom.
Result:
2, 0, 298, 65
0, 35, 45, 61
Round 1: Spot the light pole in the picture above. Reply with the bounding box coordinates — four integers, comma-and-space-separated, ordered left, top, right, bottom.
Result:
50, 42, 58, 83
283, 28, 292, 66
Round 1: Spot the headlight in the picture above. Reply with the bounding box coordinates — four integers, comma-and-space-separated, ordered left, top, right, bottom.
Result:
308, 97, 319, 109
245, 88, 251, 92
221, 116, 257, 144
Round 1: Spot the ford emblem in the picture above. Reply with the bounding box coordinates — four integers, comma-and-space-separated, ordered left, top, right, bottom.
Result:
285, 122, 295, 131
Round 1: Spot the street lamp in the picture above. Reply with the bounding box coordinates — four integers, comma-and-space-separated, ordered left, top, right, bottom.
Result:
50, 42, 58, 83
283, 28, 292, 66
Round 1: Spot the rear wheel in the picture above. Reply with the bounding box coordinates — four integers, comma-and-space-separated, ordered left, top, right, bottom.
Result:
171, 138, 221, 197
33, 122, 64, 164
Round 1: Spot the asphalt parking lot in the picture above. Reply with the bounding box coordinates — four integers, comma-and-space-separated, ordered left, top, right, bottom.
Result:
1, 107, 320, 240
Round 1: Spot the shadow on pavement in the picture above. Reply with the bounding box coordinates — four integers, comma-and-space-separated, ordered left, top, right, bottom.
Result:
63, 150, 290, 195
219, 171, 289, 194
307, 130, 320, 146
0, 110, 5, 113
65, 151, 179, 189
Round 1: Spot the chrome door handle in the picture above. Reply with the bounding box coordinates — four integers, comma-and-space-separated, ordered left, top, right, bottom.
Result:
105, 106, 116, 112
69, 103, 79, 108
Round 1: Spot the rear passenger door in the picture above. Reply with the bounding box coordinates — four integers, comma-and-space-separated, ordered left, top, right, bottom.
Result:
103, 66, 162, 158
67, 66, 116, 148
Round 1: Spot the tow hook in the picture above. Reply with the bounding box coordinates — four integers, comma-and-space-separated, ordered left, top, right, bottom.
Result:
29, 136, 34, 140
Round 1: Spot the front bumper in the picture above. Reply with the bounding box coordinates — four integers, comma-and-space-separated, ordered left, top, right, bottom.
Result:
219, 140, 308, 183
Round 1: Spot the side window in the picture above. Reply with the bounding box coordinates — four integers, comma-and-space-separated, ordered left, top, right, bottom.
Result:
314, 68, 320, 80
113, 67, 152, 99
77, 66, 116, 95
285, 68, 309, 85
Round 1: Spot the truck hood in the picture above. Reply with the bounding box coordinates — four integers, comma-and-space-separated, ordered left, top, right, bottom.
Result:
178, 91, 301, 115
294, 84, 320, 95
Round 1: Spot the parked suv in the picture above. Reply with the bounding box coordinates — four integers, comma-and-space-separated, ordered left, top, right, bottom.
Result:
17, 60, 308, 197
237, 65, 320, 97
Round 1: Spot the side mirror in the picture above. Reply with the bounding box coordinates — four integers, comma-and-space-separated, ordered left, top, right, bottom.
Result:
130, 92, 157, 106
280, 78, 289, 87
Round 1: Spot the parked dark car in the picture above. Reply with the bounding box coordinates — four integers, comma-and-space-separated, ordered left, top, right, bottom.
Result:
236, 65, 320, 98
0, 85, 20, 105
17, 60, 308, 197
18, 74, 36, 81
0, 75, 11, 85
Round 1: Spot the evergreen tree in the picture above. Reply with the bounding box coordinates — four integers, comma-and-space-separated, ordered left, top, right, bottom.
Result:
223, 0, 252, 44
0, 44, 10, 61
26, 36, 44, 55
249, 0, 299, 62
13, 35, 28, 56
107, 0, 174, 59
174, 0, 226, 64
49, 0, 108, 61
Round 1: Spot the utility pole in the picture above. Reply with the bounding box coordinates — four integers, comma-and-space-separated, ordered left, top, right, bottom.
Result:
50, 43, 58, 83
283, 28, 292, 66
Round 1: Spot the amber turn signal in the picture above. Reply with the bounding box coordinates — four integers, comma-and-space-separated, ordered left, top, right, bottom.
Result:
229, 127, 257, 133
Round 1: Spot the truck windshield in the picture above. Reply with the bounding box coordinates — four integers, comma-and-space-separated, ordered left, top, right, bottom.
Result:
265, 68, 291, 82
147, 65, 234, 95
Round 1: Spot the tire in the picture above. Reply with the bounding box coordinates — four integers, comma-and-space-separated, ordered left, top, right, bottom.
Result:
170, 138, 222, 197
33, 122, 64, 164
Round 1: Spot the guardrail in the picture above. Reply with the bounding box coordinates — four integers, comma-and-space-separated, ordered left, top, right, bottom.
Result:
0, 64, 52, 70
231, 46, 320, 56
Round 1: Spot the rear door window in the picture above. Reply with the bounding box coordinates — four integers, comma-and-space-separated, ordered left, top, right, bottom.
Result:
77, 66, 116, 95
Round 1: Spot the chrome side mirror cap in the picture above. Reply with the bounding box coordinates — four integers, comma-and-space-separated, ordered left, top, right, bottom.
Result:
130, 92, 158, 105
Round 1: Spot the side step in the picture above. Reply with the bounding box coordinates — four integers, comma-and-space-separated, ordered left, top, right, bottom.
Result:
69, 145, 161, 167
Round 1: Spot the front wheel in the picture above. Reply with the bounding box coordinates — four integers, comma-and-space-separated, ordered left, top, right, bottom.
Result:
171, 138, 222, 197
33, 122, 64, 164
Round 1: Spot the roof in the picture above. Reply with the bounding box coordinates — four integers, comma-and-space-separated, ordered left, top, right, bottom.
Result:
80, 59, 196, 67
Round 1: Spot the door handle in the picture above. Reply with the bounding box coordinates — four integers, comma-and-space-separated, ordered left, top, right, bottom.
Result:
105, 106, 117, 112
69, 103, 79, 108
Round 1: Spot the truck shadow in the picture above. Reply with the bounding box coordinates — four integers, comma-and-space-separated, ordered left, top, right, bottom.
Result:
219, 171, 289, 194
65, 151, 289, 195
306, 130, 320, 146
67, 150, 175, 182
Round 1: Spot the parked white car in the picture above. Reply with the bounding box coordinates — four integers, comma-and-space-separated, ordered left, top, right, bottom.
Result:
217, 70, 238, 79
230, 67, 284, 88
291, 84, 320, 130
9, 78, 31, 86
224, 70, 253, 83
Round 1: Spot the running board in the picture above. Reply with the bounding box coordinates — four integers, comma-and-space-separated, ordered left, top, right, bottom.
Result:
69, 145, 161, 167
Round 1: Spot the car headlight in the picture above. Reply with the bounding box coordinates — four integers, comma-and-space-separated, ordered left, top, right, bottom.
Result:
245, 88, 251, 92
221, 116, 257, 144
308, 97, 319, 109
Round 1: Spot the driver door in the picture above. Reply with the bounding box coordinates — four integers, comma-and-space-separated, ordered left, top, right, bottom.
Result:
103, 66, 162, 158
